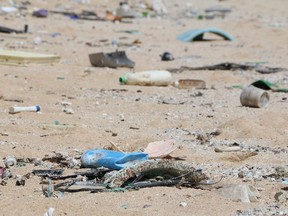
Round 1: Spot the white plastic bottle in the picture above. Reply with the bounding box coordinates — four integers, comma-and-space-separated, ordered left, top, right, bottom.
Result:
119, 70, 172, 86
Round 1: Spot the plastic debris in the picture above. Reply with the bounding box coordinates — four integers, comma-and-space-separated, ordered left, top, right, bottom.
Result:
144, 140, 178, 158
0, 50, 60, 66
89, 51, 135, 68
0, 25, 28, 34
33, 9, 48, 18
9, 105, 41, 114
81, 149, 149, 170
177, 28, 235, 42
160, 52, 174, 61
172, 79, 206, 89
240, 85, 269, 108
217, 183, 260, 203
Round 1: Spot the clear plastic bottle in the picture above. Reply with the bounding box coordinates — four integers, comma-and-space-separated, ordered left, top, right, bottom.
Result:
119, 70, 172, 86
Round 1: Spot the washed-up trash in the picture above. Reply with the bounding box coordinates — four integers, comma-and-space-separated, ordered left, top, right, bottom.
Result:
177, 28, 235, 42
4, 156, 17, 168
152, 0, 168, 15
0, 50, 60, 66
89, 51, 135, 68
81, 149, 149, 170
118, 30, 141, 34
0, 166, 6, 177
33, 169, 64, 177
172, 79, 206, 89
240, 85, 269, 108
33, 9, 48, 18
144, 140, 178, 158
0, 25, 28, 34
160, 52, 174, 61
105, 11, 122, 22
119, 70, 172, 86
217, 183, 260, 203
50, 10, 104, 21
42, 151, 81, 168
214, 146, 242, 152
167, 62, 288, 74
44, 207, 55, 216
41, 122, 76, 130
104, 159, 208, 188
204, 6, 232, 19
1, 6, 18, 13
205, 6, 232, 13
9, 105, 41, 114
116, 2, 139, 18
251, 80, 288, 93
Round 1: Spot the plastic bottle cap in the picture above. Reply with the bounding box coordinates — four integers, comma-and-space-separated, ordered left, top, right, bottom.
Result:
119, 76, 128, 84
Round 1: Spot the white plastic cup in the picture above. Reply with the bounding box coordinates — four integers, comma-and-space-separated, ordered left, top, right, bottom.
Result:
240, 85, 269, 108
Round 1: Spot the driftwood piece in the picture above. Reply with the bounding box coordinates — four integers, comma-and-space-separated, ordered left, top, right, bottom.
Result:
104, 159, 208, 188
167, 62, 287, 74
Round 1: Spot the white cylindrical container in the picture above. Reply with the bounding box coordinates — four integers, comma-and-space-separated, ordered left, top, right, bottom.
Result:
9, 105, 40, 114
240, 85, 269, 108
119, 70, 172, 86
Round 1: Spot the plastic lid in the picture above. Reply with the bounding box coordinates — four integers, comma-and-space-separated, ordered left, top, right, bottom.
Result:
119, 76, 128, 84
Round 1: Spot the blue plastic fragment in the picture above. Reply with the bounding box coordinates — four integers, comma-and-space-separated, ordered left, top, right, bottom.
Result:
81, 149, 149, 170
177, 28, 235, 42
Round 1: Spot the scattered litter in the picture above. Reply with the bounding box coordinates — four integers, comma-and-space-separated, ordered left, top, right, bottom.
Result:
119, 70, 172, 86
167, 62, 288, 74
160, 52, 174, 61
0, 25, 28, 34
49, 10, 104, 21
144, 140, 178, 158
44, 207, 55, 216
217, 183, 260, 203
251, 80, 288, 93
89, 51, 135, 68
214, 146, 242, 153
81, 149, 149, 170
0, 167, 5, 177
240, 85, 269, 108
152, 0, 168, 15
172, 79, 206, 89
9, 105, 41, 114
16, 175, 26, 186
179, 201, 187, 207
116, 2, 139, 18
0, 50, 60, 66
4, 156, 17, 168
33, 9, 48, 18
33, 169, 64, 177
41, 121, 76, 130
1, 6, 18, 14
177, 28, 235, 42
118, 30, 141, 35
62, 107, 74, 114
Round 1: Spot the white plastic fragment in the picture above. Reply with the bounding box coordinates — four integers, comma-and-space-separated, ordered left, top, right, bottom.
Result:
217, 183, 260, 203
44, 208, 55, 216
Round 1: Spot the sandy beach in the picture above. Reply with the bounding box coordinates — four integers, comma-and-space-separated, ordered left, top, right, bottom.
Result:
0, 0, 287, 215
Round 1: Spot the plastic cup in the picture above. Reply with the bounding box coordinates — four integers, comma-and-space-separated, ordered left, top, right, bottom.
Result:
240, 85, 269, 108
